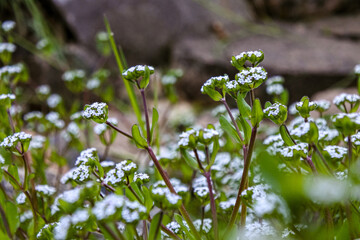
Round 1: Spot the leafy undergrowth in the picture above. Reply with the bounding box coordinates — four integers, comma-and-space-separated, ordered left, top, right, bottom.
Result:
1, 20, 360, 240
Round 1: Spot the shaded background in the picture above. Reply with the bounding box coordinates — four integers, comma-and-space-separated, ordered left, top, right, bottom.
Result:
1, 0, 360, 104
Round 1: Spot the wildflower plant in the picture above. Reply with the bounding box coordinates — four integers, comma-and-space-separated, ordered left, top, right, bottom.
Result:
2, 18, 360, 240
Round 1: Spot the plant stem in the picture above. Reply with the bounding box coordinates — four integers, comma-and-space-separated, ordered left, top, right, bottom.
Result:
193, 149, 205, 172
304, 155, 318, 174
100, 222, 122, 240
204, 171, 219, 240
140, 88, 151, 144
347, 136, 353, 170
146, 146, 201, 239
221, 98, 244, 143
106, 121, 133, 139
312, 144, 334, 176
143, 220, 148, 240
147, 216, 182, 240
154, 211, 163, 240
227, 126, 257, 230
92, 171, 116, 192
7, 108, 15, 133
0, 203, 12, 239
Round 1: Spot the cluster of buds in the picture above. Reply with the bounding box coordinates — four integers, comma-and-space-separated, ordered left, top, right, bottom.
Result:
230, 50, 264, 70
82, 102, 108, 123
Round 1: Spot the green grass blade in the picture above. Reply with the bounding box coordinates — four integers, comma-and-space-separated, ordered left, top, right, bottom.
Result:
104, 17, 145, 131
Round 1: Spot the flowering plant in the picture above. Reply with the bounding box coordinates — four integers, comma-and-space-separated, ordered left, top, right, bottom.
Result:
1, 19, 360, 240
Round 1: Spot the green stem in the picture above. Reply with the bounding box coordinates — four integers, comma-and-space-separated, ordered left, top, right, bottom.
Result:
146, 146, 201, 239
347, 136, 353, 171
204, 171, 219, 240
312, 144, 334, 176
0, 203, 12, 239
140, 88, 151, 144
221, 98, 244, 143
101, 222, 122, 240
106, 121, 133, 139
154, 211, 163, 240
227, 126, 258, 230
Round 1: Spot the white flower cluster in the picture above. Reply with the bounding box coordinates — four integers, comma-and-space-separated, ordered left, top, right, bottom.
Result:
60, 165, 91, 184
266, 84, 284, 95
194, 218, 212, 233
290, 122, 310, 138
62, 69, 85, 82
161, 75, 177, 85
323, 145, 347, 160
354, 64, 360, 74
29, 135, 46, 149
100, 160, 115, 167
36, 39, 49, 50
92, 194, 146, 223
280, 143, 308, 158
53, 216, 71, 240
178, 128, 219, 147
36, 184, 56, 196
350, 132, 360, 146
178, 129, 196, 147
0, 43, 16, 53
2, 20, 15, 32
151, 185, 182, 206
36, 84, 51, 95
16, 192, 26, 204
170, 178, 188, 194
45, 112, 65, 129
86, 78, 101, 90
82, 102, 107, 119
219, 197, 237, 211
0, 132, 32, 149
313, 100, 331, 111
122, 65, 154, 79
200, 74, 229, 93
24, 111, 43, 121
20, 210, 33, 223
63, 122, 80, 141
76, 148, 98, 166
332, 113, 360, 125
134, 172, 150, 183
305, 177, 347, 204
236, 67, 267, 85
104, 160, 137, 185
0, 154, 4, 165
0, 64, 23, 78
166, 221, 182, 235
232, 50, 263, 61
36, 223, 57, 239
0, 93, 15, 101
333, 93, 360, 106
51, 188, 82, 215
264, 103, 285, 117
47, 94, 62, 108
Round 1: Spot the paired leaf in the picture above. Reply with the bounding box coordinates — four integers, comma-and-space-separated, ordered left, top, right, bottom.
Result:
219, 115, 241, 143
150, 107, 159, 144
250, 98, 263, 127
280, 125, 295, 146
131, 124, 148, 149
237, 92, 251, 119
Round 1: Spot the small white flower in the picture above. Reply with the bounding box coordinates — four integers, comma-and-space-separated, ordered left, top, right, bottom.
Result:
36, 84, 50, 95
86, 78, 101, 90
323, 145, 347, 160
333, 93, 360, 106
16, 192, 26, 204
36, 185, 56, 196
62, 69, 85, 82
354, 64, 360, 74
0, 43, 16, 53
29, 135, 46, 149
47, 94, 62, 108
2, 20, 16, 32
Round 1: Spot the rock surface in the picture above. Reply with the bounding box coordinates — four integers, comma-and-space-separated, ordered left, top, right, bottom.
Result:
51, 0, 360, 102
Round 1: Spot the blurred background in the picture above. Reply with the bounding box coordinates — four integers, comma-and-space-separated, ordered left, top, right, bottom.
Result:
1, 0, 360, 104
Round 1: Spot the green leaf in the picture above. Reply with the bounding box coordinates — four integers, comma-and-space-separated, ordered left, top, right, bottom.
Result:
251, 98, 263, 127
174, 214, 196, 240
150, 107, 159, 144
180, 148, 198, 169
7, 165, 20, 190
279, 125, 295, 146
5, 201, 19, 235
142, 186, 153, 212
149, 212, 162, 240
131, 124, 148, 149
130, 182, 144, 203
238, 116, 251, 144
219, 115, 241, 143
209, 137, 220, 168
140, 66, 151, 89
24, 173, 35, 191
237, 92, 251, 119
204, 87, 222, 101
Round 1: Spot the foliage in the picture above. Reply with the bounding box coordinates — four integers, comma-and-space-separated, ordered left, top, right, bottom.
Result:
1, 18, 360, 240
